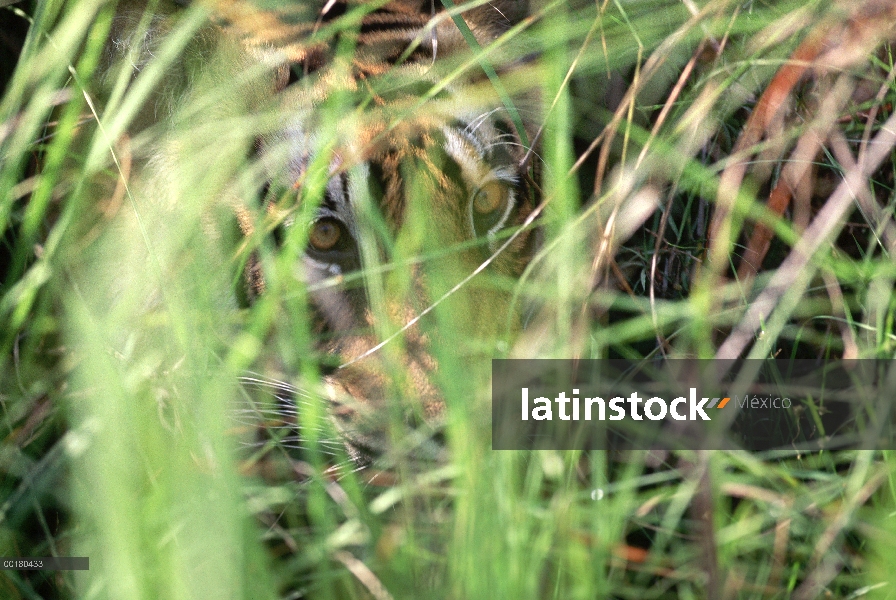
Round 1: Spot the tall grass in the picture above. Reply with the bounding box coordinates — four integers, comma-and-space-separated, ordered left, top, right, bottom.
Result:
2, 0, 896, 599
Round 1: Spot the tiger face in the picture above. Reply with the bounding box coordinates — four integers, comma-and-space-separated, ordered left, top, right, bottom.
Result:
107, 0, 539, 463
286, 128, 535, 459
245, 2, 538, 461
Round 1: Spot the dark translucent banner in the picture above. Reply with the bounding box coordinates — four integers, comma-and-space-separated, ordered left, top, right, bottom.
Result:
491, 359, 896, 451
0, 557, 89, 570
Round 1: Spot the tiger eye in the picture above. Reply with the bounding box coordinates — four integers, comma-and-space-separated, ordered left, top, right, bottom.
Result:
309, 219, 342, 251
472, 181, 505, 214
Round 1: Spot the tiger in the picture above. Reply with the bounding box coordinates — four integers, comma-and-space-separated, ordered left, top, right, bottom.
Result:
98, 0, 540, 465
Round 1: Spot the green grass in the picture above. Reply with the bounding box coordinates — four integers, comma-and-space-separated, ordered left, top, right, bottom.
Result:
3, 0, 896, 598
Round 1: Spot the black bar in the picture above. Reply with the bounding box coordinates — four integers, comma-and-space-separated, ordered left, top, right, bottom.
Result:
0, 557, 89, 571
492, 359, 896, 451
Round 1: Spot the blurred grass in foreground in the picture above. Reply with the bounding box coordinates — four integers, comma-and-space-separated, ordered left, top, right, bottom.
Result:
3, 0, 896, 599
